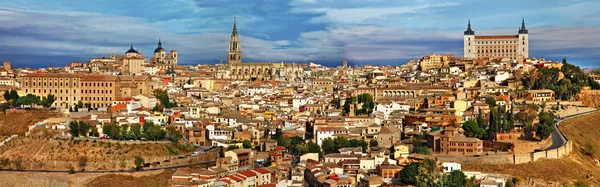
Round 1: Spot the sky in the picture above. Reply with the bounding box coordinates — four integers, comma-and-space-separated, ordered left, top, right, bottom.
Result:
0, 0, 599, 68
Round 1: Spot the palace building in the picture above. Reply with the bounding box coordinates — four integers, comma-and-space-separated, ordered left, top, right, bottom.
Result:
463, 19, 529, 61
221, 18, 306, 81
18, 74, 152, 109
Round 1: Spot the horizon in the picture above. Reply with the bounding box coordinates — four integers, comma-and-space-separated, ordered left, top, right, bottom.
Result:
1, 0, 599, 68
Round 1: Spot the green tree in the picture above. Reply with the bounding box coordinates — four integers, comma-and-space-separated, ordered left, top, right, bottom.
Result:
242, 140, 252, 149
69, 121, 80, 137
40, 94, 56, 108
77, 100, 84, 108
130, 123, 142, 140
306, 140, 323, 158
263, 156, 272, 167
134, 156, 144, 169
462, 120, 485, 139
102, 123, 120, 139
399, 162, 419, 185
486, 97, 497, 107
321, 138, 337, 154
535, 111, 555, 140
369, 139, 379, 147
16, 94, 40, 107
219, 147, 225, 158
126, 130, 137, 140
227, 145, 239, 150
78, 121, 90, 137
442, 170, 467, 187
166, 126, 183, 142
415, 158, 439, 187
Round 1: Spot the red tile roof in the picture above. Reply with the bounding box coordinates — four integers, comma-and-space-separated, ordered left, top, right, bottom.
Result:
239, 170, 257, 177
253, 168, 271, 174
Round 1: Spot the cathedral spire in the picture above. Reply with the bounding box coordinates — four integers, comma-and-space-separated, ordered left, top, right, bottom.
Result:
232, 17, 238, 35
158, 38, 162, 48
519, 18, 528, 34
464, 19, 474, 35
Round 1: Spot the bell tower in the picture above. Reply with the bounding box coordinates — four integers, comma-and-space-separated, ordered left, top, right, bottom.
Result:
227, 17, 242, 64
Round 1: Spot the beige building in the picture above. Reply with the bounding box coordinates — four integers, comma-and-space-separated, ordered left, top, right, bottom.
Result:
464, 19, 529, 61
420, 54, 451, 71
122, 45, 147, 74
0, 61, 11, 71
19, 74, 152, 108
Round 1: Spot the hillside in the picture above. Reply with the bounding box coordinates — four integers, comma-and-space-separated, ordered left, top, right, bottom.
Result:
85, 169, 174, 187
0, 137, 198, 170
0, 110, 62, 136
463, 112, 600, 186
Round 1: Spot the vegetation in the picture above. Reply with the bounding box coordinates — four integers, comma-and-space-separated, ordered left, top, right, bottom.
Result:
399, 162, 418, 185
2, 90, 19, 107
415, 158, 439, 187
583, 142, 596, 157
462, 120, 486, 139
102, 122, 168, 141
321, 136, 369, 155
69, 121, 91, 137
152, 89, 177, 112
441, 170, 467, 187
524, 58, 600, 100
412, 138, 431, 155
134, 156, 144, 169
535, 109, 555, 140
342, 93, 375, 115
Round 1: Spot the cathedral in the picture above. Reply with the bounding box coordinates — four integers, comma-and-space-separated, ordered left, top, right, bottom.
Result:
218, 18, 306, 81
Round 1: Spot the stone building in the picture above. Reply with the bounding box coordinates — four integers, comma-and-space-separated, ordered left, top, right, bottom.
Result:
0, 61, 11, 71
150, 39, 178, 67
18, 74, 152, 108
122, 45, 147, 74
463, 19, 529, 61
223, 18, 306, 81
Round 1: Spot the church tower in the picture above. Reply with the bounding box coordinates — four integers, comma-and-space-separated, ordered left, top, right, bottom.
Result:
227, 17, 242, 64
517, 18, 529, 61
463, 19, 476, 58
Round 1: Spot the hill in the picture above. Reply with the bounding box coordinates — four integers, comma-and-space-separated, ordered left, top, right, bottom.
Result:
462, 112, 600, 186
0, 110, 62, 136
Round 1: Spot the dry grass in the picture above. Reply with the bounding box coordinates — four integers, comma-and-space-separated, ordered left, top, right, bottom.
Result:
0, 137, 195, 170
85, 169, 175, 187
0, 110, 62, 136
463, 111, 600, 185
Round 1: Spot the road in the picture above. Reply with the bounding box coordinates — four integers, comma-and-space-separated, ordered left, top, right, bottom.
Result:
545, 109, 599, 150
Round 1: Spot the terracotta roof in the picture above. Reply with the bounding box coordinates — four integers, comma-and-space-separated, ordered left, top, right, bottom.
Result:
81, 75, 117, 81
239, 170, 257, 177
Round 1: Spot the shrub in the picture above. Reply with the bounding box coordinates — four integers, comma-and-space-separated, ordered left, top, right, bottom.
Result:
583, 142, 596, 157
574, 180, 589, 187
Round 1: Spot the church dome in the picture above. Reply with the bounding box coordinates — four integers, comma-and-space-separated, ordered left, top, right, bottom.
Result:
126, 44, 138, 54
154, 39, 165, 53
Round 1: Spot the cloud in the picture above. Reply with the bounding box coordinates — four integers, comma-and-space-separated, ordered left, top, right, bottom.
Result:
0, 0, 599, 68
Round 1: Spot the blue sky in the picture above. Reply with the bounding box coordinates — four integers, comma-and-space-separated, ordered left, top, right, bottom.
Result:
0, 0, 599, 68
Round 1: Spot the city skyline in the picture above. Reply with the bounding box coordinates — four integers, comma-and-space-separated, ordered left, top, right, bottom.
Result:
0, 0, 599, 68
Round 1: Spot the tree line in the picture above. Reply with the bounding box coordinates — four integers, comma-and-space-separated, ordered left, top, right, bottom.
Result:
69, 121, 183, 142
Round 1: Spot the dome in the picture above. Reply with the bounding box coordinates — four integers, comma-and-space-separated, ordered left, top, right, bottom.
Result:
154, 47, 165, 53
126, 44, 138, 54
154, 39, 165, 53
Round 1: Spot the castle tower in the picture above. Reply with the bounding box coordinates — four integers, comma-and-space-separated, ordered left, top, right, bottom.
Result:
343, 59, 348, 68
227, 17, 242, 64
2, 61, 10, 71
517, 18, 529, 61
463, 19, 476, 58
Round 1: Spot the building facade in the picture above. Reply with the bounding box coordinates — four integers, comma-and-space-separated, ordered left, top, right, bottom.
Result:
19, 74, 152, 108
464, 19, 529, 61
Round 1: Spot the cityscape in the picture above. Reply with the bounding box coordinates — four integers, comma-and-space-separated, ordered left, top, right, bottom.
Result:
1, 1, 600, 187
